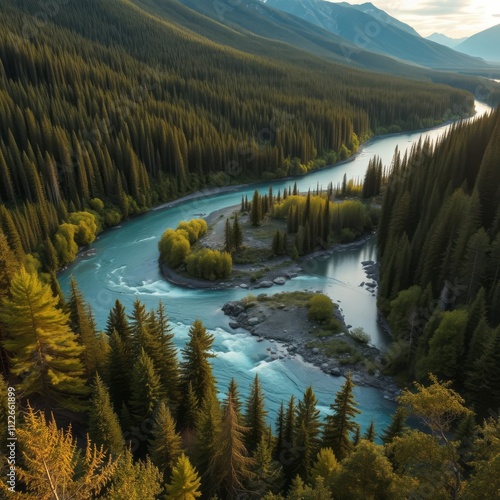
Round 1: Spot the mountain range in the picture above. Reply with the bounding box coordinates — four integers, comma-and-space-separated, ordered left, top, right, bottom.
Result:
455, 24, 500, 63
426, 33, 467, 49
257, 0, 491, 70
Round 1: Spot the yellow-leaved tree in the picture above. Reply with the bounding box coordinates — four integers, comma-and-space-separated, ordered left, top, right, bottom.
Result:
0, 267, 87, 411
0, 405, 117, 499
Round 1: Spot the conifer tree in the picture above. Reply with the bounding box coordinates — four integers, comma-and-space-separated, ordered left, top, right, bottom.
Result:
225, 218, 233, 252
323, 374, 361, 460
166, 453, 202, 500
233, 213, 243, 251
67, 276, 99, 377
225, 377, 243, 422
149, 302, 181, 408
466, 326, 500, 417
248, 431, 283, 496
106, 329, 132, 410
149, 401, 183, 480
194, 389, 220, 494
274, 402, 285, 461
281, 395, 297, 491
180, 319, 216, 405
88, 374, 125, 458
106, 299, 132, 353
179, 381, 199, 432
381, 407, 408, 445
293, 386, 322, 478
251, 190, 262, 226
210, 395, 253, 499
0, 268, 87, 411
128, 348, 164, 429
244, 374, 268, 454
364, 421, 376, 442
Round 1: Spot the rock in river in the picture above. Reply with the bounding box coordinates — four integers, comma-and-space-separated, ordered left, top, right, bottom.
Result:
273, 277, 286, 285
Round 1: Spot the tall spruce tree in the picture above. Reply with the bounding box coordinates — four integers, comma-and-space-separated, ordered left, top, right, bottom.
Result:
0, 268, 87, 411
244, 374, 268, 454
67, 276, 99, 378
148, 302, 181, 408
233, 214, 243, 251
294, 386, 322, 478
128, 348, 164, 430
148, 401, 183, 480
180, 319, 216, 405
88, 374, 125, 458
209, 395, 253, 499
323, 374, 360, 460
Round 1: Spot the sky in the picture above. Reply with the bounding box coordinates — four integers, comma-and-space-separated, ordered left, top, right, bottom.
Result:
334, 0, 500, 38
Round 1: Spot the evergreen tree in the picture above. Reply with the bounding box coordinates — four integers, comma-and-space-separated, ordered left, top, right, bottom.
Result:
244, 374, 268, 454
251, 190, 262, 226
225, 218, 233, 252
194, 389, 220, 494
148, 401, 183, 480
210, 395, 253, 499
466, 326, 500, 417
363, 421, 376, 442
88, 374, 125, 458
233, 214, 243, 251
0, 268, 87, 411
180, 319, 216, 405
166, 453, 202, 500
67, 276, 99, 378
179, 381, 199, 432
128, 348, 164, 430
106, 329, 132, 410
225, 377, 243, 422
274, 402, 285, 461
106, 299, 132, 353
293, 386, 322, 479
148, 302, 181, 408
381, 407, 408, 445
323, 374, 361, 460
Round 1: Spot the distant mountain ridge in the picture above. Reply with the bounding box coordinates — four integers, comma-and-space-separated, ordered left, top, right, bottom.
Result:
340, 1, 421, 38
456, 24, 500, 62
259, 0, 489, 70
426, 33, 467, 49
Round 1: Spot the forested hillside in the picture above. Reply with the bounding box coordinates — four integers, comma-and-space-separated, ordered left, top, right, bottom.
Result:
0, 0, 478, 275
378, 107, 500, 416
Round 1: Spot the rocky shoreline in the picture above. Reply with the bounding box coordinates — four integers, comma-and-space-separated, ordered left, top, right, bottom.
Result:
221, 296, 401, 401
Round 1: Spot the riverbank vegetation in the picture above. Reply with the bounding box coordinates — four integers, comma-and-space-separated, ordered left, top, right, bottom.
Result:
377, 106, 500, 417
1, 270, 499, 498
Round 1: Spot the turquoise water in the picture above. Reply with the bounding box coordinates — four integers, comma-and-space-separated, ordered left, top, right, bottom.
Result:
58, 101, 491, 431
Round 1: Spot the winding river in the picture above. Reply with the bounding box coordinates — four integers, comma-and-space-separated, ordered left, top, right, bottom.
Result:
59, 100, 492, 432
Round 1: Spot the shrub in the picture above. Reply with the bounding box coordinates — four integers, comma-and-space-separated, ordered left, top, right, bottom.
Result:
349, 327, 371, 344
308, 294, 334, 322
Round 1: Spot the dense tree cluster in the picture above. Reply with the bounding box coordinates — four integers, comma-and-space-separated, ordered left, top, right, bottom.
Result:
378, 107, 500, 416
158, 219, 207, 268
1, 270, 500, 498
158, 218, 231, 280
